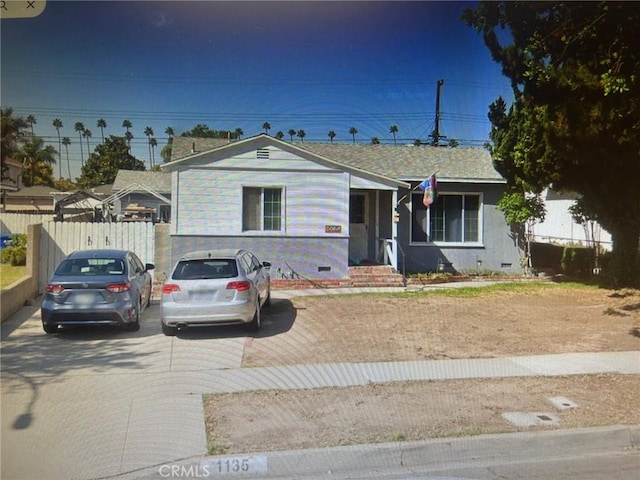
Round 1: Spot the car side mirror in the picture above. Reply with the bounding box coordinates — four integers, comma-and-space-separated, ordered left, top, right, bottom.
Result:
262, 261, 271, 269
145, 263, 155, 271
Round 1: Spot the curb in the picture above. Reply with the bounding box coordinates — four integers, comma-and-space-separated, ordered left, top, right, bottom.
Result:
117, 425, 639, 479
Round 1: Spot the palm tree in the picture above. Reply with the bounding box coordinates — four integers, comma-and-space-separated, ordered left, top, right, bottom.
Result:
61, 136, 72, 178
124, 131, 134, 153
74, 122, 85, 167
52, 118, 63, 178
123, 119, 133, 150
389, 125, 399, 145
83, 129, 92, 158
26, 115, 37, 135
296, 129, 306, 143
16, 136, 57, 187
234, 127, 243, 139
165, 126, 175, 141
97, 119, 107, 143
262, 122, 271, 135
150, 137, 158, 168
371, 137, 380, 145
349, 126, 358, 144
287, 129, 296, 142
144, 126, 154, 167
275, 131, 284, 140
328, 130, 336, 143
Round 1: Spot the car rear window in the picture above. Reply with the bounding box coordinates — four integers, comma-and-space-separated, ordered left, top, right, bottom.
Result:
55, 258, 126, 276
172, 259, 238, 280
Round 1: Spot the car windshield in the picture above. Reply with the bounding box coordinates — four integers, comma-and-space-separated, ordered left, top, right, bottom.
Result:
172, 259, 237, 280
55, 258, 125, 276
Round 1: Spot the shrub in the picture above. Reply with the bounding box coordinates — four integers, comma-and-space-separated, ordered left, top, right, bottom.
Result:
560, 246, 592, 277
0, 234, 27, 266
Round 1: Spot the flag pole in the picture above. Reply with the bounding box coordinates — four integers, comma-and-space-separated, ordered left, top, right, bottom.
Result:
396, 170, 438, 206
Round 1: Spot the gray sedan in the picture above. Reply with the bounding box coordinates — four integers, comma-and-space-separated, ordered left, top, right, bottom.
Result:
160, 249, 271, 336
41, 249, 154, 333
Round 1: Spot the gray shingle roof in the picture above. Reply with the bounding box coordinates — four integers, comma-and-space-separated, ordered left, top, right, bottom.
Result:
170, 138, 233, 160
298, 143, 502, 182
171, 135, 503, 183
112, 170, 171, 194
6, 186, 61, 197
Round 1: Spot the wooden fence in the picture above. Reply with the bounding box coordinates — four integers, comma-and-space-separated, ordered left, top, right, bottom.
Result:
1, 214, 158, 293
1, 213, 53, 234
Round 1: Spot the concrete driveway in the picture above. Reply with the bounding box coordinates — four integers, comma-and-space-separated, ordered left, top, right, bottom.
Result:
1, 299, 248, 480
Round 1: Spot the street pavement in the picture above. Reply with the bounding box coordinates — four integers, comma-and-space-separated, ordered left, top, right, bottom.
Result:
1, 287, 639, 480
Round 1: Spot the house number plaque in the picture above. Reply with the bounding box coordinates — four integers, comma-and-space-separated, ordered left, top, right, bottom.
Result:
325, 225, 342, 233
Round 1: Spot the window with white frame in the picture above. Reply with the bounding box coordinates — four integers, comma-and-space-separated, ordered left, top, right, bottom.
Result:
242, 187, 283, 231
411, 193, 481, 244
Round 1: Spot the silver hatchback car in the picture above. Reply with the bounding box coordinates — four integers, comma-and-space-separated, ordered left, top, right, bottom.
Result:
160, 249, 271, 336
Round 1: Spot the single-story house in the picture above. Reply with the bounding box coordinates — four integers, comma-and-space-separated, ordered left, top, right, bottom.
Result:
163, 134, 522, 279
106, 170, 171, 223
2, 185, 61, 214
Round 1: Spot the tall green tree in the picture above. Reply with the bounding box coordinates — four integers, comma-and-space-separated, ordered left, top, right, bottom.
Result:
150, 137, 158, 167
144, 126, 154, 167
463, 1, 640, 287
74, 122, 85, 167
275, 131, 284, 140
389, 125, 398, 145
52, 118, 63, 178
262, 122, 271, 134
26, 115, 37, 135
97, 118, 107, 143
328, 130, 336, 143
15, 136, 57, 187
349, 126, 358, 143
122, 119, 133, 150
1, 108, 27, 182
287, 129, 296, 142
61, 136, 72, 178
77, 135, 145, 188
161, 127, 174, 163
82, 129, 92, 158
296, 129, 306, 142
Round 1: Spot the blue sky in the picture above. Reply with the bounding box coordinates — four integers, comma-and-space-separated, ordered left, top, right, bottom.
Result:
1, 0, 513, 179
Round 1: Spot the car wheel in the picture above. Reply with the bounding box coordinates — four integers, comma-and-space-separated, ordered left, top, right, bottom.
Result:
43, 323, 58, 334
249, 303, 261, 331
125, 299, 141, 332
162, 322, 177, 336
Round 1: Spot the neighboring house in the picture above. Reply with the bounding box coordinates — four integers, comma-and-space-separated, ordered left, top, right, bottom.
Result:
107, 170, 172, 223
3, 185, 61, 214
529, 188, 612, 251
164, 134, 522, 279
1, 158, 24, 211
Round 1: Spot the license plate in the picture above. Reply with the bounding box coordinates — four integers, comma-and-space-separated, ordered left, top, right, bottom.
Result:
71, 293, 96, 304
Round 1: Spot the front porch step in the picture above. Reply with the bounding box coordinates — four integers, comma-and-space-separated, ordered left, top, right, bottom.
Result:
347, 266, 405, 287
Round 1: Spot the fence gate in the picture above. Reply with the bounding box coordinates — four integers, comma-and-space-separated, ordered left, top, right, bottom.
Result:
39, 221, 155, 293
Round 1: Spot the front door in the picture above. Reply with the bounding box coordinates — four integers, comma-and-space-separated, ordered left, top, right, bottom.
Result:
349, 193, 368, 263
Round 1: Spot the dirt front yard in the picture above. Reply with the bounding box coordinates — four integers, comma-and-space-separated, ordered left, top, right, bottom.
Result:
205, 283, 640, 455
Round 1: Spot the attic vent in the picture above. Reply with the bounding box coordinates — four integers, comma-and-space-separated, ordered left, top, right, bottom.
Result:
256, 148, 270, 160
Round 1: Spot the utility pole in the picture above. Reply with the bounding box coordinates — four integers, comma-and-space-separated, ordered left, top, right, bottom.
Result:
431, 79, 446, 146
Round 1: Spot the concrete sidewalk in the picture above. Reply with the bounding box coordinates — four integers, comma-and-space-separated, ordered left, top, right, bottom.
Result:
1, 287, 639, 480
